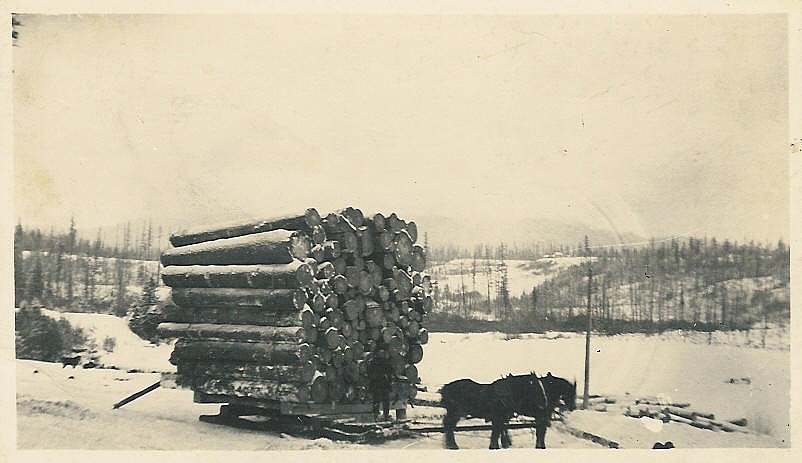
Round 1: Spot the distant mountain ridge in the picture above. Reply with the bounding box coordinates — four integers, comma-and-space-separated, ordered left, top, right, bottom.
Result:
27, 211, 644, 253
414, 215, 644, 250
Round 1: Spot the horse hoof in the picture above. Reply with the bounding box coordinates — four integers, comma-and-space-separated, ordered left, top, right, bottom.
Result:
445, 444, 459, 450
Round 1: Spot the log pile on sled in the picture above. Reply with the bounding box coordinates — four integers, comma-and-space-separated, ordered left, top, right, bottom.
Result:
624, 399, 749, 433
158, 207, 431, 408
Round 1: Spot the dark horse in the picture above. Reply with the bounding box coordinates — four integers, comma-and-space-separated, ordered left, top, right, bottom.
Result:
439, 373, 550, 450
540, 372, 577, 414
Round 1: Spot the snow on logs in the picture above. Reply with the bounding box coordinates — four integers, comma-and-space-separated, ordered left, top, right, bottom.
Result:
158, 208, 431, 406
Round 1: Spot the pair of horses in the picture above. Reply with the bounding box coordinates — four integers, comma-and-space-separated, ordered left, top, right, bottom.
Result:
439, 372, 576, 450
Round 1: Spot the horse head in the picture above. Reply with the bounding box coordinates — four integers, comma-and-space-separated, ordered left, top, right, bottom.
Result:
569, 379, 577, 411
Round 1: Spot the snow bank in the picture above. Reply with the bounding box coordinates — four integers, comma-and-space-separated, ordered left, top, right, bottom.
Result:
40, 309, 175, 373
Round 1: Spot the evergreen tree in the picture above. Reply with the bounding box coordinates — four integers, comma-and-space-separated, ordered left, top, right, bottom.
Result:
14, 222, 25, 305
28, 257, 44, 303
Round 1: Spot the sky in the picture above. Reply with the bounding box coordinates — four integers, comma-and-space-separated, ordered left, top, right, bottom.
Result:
12, 14, 790, 243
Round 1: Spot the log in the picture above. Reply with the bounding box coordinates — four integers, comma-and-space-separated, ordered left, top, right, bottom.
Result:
113, 381, 162, 409
410, 245, 426, 272
342, 299, 364, 321
376, 285, 391, 302
160, 262, 315, 290
169, 208, 321, 247
178, 361, 317, 383
318, 317, 332, 331
331, 274, 348, 295
311, 241, 341, 263
311, 293, 326, 314
323, 327, 342, 350
386, 213, 405, 233
405, 364, 419, 384
170, 287, 308, 310
299, 307, 317, 328
193, 377, 313, 403
364, 302, 383, 328
358, 271, 373, 295
341, 207, 365, 228
325, 293, 340, 310
157, 323, 312, 343
381, 253, 396, 271
161, 230, 311, 266
345, 266, 360, 287
694, 416, 723, 431
316, 261, 336, 279
365, 261, 384, 286
407, 343, 424, 364
170, 340, 312, 364
162, 305, 300, 326
310, 374, 329, 403
376, 230, 395, 251
664, 406, 696, 420
394, 231, 414, 266
406, 221, 418, 243
330, 230, 359, 253
729, 418, 748, 427
310, 225, 327, 245
717, 420, 750, 433
370, 213, 386, 231
322, 214, 342, 235
316, 279, 332, 295
693, 409, 715, 420
417, 328, 429, 345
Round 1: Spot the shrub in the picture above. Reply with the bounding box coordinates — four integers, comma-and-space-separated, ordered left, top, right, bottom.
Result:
102, 336, 116, 353
15, 307, 87, 362
128, 303, 164, 344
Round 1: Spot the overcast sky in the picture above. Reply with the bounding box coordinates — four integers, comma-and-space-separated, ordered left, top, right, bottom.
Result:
13, 14, 789, 242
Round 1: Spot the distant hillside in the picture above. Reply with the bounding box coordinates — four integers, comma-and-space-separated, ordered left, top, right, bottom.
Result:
415, 215, 644, 251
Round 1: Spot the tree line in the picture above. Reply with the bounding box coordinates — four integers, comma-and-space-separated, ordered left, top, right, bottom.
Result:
14, 219, 162, 315
429, 236, 790, 335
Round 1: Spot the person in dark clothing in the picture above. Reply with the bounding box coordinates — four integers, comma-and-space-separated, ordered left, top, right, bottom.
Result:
367, 348, 393, 421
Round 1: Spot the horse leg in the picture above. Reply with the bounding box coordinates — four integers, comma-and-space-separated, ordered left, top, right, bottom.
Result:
443, 412, 460, 450
501, 427, 512, 448
489, 418, 502, 450
535, 422, 547, 449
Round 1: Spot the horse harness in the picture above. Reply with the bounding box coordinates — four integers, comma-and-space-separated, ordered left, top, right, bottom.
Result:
491, 375, 548, 415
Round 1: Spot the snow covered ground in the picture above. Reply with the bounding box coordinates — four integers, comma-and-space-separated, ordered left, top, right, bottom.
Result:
429, 256, 591, 299
417, 331, 790, 446
39, 309, 175, 372
15, 310, 789, 449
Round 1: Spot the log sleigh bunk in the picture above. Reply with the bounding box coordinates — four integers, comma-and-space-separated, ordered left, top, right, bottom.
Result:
157, 207, 432, 441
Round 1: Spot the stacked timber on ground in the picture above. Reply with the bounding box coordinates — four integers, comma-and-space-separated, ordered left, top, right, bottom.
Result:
624, 400, 749, 433
158, 207, 432, 408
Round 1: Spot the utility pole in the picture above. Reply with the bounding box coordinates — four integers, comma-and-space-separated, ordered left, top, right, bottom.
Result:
583, 236, 592, 410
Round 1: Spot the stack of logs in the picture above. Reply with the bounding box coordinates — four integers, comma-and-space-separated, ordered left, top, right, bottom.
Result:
625, 399, 749, 433
157, 207, 432, 407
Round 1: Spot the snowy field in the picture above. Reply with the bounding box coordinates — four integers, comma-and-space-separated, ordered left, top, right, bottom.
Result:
417, 331, 790, 446
15, 311, 789, 449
